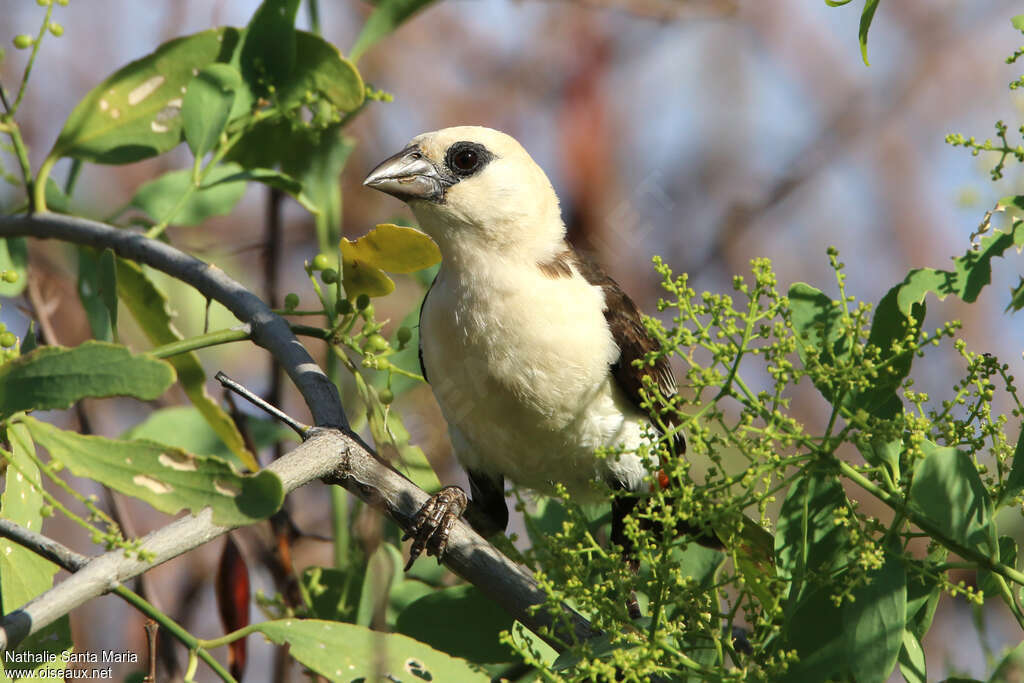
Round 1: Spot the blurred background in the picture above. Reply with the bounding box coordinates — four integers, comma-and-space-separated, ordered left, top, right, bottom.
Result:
3, 0, 1024, 680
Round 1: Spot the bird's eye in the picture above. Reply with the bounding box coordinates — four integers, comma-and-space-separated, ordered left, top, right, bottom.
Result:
452, 149, 478, 172
445, 142, 491, 177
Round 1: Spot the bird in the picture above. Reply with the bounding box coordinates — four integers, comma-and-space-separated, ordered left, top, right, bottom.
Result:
362, 126, 701, 575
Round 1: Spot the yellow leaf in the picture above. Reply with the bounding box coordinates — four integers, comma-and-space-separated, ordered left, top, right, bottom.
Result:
340, 223, 441, 299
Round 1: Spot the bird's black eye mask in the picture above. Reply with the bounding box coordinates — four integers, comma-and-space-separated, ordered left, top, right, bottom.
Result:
444, 141, 494, 180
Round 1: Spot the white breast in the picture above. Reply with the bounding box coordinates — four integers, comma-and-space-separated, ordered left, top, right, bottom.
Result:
420, 256, 652, 497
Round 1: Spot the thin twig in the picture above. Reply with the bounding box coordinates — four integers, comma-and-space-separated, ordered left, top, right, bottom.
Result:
215, 371, 309, 437
0, 519, 87, 571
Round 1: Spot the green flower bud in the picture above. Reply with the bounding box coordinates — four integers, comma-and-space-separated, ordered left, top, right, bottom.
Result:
48, 22, 64, 37
378, 388, 394, 404
311, 253, 332, 271
360, 303, 374, 320
284, 293, 300, 310
356, 293, 370, 310
0, 332, 16, 348
365, 333, 390, 353
2, 270, 18, 283
335, 299, 353, 315
13, 35, 34, 50
396, 326, 412, 346
320, 268, 338, 284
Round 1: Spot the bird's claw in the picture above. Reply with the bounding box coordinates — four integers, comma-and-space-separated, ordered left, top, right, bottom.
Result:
403, 486, 468, 571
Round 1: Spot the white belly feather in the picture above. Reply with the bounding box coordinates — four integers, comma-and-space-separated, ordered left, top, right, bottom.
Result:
420, 259, 652, 498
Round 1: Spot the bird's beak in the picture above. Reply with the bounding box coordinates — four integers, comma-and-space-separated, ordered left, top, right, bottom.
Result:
363, 146, 445, 202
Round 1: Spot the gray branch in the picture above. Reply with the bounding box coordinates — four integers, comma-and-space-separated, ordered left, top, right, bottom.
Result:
0, 213, 597, 654
0, 213, 345, 429
0, 519, 88, 572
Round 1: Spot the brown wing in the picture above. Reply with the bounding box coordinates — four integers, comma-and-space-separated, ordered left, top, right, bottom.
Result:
560, 246, 685, 454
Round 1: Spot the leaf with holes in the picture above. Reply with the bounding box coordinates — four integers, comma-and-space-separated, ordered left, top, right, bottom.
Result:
22, 416, 282, 526
255, 618, 487, 681
0, 341, 174, 420
49, 28, 239, 164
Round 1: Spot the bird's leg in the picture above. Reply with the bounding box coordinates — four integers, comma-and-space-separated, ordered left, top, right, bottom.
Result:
403, 471, 509, 571
403, 485, 468, 571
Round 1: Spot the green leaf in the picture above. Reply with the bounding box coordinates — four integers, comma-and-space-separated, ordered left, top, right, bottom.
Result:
355, 542, 403, 627
1006, 276, 1024, 314
341, 223, 441, 300
254, 618, 487, 682
21, 416, 283, 526
0, 423, 74, 682
49, 28, 239, 164
978, 536, 1017, 597
44, 177, 72, 214
350, 0, 438, 62
19, 322, 39, 355
898, 629, 927, 683
283, 127, 354, 252
203, 167, 319, 215
240, 0, 300, 93
779, 546, 905, 683
844, 547, 906, 682
1000, 424, 1024, 506
116, 259, 258, 471
904, 550, 944, 638
278, 32, 365, 116
788, 283, 850, 404
858, 0, 881, 66
858, 436, 900, 479
909, 440, 996, 555
895, 219, 1024, 312
990, 641, 1024, 683
0, 341, 174, 420
130, 162, 248, 226
77, 247, 118, 342
301, 565, 365, 623
775, 465, 852, 581
849, 283, 923, 418
0, 237, 28, 298
124, 406, 296, 461
183, 63, 241, 158
396, 585, 516, 664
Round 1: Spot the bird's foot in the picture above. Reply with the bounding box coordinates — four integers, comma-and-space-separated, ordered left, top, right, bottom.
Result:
403, 486, 468, 571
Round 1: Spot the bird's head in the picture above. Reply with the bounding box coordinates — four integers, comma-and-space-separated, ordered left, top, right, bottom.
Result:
363, 126, 565, 262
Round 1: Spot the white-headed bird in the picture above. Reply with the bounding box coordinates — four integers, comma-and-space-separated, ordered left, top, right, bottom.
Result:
363, 126, 702, 573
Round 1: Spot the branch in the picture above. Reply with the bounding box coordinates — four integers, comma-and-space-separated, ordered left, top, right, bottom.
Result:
0, 213, 345, 429
0, 213, 598, 653
0, 518, 87, 571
